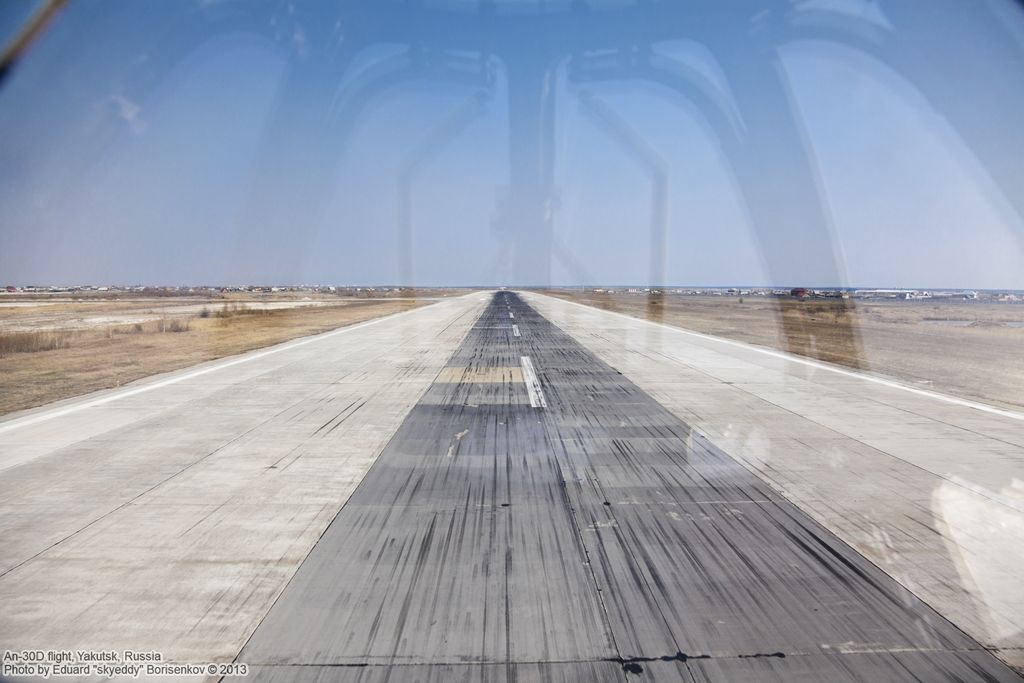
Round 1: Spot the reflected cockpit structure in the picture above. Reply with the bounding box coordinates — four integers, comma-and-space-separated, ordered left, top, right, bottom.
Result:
3, 0, 1023, 358
2, 0, 1024, 665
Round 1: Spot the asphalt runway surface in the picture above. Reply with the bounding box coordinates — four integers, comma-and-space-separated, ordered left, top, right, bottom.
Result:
239, 293, 1020, 682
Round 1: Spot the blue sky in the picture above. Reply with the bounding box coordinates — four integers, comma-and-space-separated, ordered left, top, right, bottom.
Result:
1, 0, 1023, 287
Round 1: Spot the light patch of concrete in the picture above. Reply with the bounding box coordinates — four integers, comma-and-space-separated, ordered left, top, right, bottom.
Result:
0, 292, 489, 674
524, 291, 1024, 671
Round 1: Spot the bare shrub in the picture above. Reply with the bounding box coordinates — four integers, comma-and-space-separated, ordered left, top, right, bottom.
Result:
215, 303, 268, 321
166, 318, 191, 333
0, 331, 74, 357
112, 321, 149, 334
158, 318, 191, 333
214, 303, 235, 319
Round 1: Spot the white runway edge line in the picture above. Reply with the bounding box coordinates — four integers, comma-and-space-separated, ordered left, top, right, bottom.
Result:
0, 294, 479, 436
520, 356, 548, 408
534, 292, 1024, 423
512, 324, 521, 338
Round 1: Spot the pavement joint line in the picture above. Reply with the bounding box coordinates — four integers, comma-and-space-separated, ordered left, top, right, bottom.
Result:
0, 293, 481, 436
647, 344, 1024, 503
229, 294, 489, 667
623, 331, 1024, 515
530, 292, 1024, 423
230, 293, 1019, 679
519, 355, 548, 408
0, 386, 315, 579
246, 644, 1002, 669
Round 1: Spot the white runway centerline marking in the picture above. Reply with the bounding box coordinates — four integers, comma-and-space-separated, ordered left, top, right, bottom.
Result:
519, 356, 547, 408
512, 324, 521, 337
509, 311, 515, 319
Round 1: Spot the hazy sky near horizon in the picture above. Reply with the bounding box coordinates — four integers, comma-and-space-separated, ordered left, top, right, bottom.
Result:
1, 0, 1023, 288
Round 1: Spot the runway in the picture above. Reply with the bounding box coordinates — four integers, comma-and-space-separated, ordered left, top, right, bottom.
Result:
0, 292, 489, 668
239, 293, 1019, 682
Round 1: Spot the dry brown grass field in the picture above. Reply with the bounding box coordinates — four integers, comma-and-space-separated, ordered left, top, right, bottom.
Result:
545, 291, 1024, 412
0, 294, 448, 415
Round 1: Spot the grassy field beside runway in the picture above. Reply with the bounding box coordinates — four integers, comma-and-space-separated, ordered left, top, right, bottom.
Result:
544, 290, 1024, 412
0, 295, 441, 415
